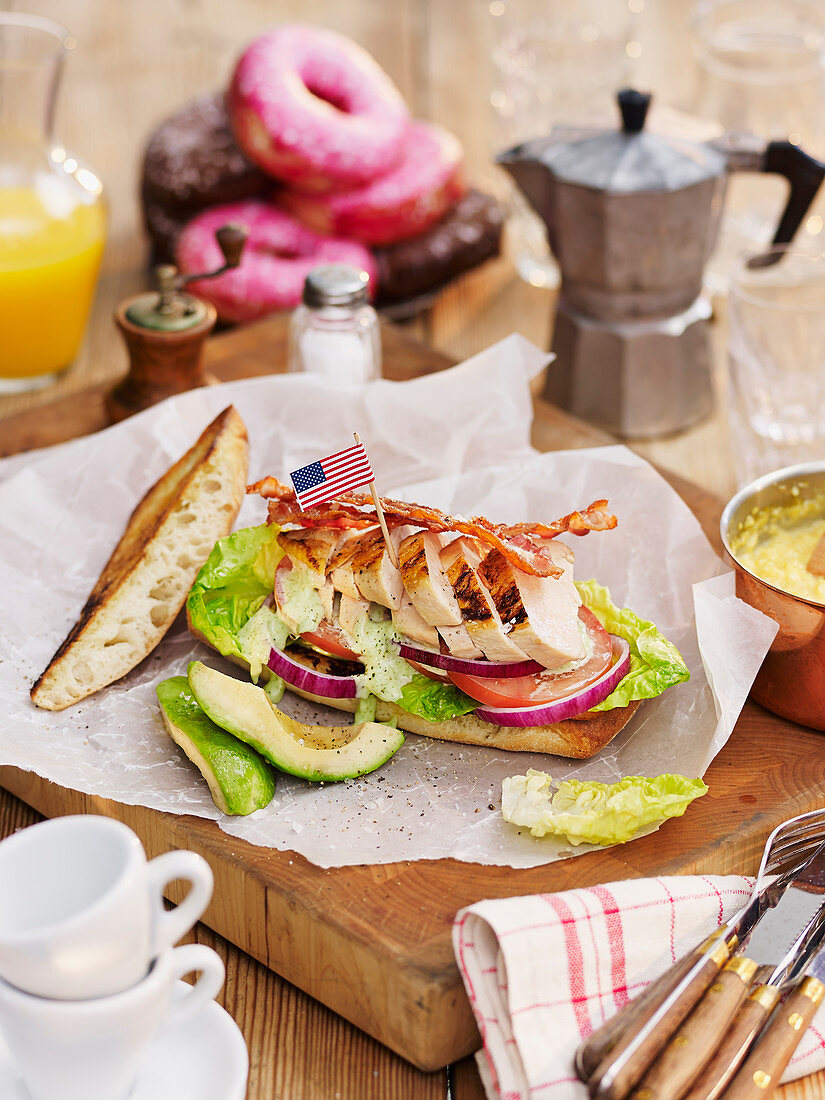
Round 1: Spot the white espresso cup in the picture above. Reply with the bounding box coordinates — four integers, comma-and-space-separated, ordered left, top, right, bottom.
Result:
0, 815, 213, 999
0, 943, 225, 1100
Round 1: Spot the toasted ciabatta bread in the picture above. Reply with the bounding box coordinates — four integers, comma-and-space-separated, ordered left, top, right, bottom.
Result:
187, 624, 640, 760
284, 685, 640, 759
32, 406, 249, 711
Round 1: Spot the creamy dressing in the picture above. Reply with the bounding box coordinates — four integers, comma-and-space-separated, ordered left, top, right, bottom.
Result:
278, 564, 325, 634
354, 694, 378, 723
269, 566, 414, 703
343, 610, 414, 701
264, 675, 286, 704
238, 606, 291, 682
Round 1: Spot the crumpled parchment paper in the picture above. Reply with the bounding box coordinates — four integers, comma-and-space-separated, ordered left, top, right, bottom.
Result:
0, 335, 777, 868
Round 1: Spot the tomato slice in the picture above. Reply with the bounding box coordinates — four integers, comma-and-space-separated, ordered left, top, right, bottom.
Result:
447, 607, 613, 708
404, 658, 453, 685
300, 621, 361, 662
274, 559, 361, 661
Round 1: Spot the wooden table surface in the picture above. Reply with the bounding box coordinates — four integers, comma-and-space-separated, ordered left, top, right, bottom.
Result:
0, 2, 820, 1098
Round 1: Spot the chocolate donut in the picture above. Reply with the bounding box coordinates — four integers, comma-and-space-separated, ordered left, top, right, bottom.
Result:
374, 189, 504, 304
141, 91, 267, 212
141, 92, 270, 263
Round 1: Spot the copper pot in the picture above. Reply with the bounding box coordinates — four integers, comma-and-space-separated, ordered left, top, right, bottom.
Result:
720, 462, 825, 731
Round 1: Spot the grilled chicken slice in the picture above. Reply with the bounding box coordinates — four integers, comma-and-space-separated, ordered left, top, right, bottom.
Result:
479, 542, 584, 669
350, 527, 406, 610
327, 528, 381, 599
397, 531, 463, 627
277, 528, 339, 620
437, 623, 485, 660
440, 537, 531, 663
392, 595, 440, 649
277, 528, 339, 587
338, 593, 371, 640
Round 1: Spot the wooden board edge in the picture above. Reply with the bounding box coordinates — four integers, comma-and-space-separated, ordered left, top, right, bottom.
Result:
0, 764, 477, 1070
8, 755, 825, 1068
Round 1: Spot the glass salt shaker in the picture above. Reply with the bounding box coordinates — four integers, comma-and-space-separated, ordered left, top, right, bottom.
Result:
288, 265, 381, 382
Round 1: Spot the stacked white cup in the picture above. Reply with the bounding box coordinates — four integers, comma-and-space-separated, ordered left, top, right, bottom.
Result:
0, 815, 222, 1100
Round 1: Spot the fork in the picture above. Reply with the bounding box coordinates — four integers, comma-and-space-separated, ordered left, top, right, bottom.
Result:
574, 806, 825, 1100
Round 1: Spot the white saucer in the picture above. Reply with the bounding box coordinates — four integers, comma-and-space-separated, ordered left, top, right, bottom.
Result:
0, 982, 249, 1100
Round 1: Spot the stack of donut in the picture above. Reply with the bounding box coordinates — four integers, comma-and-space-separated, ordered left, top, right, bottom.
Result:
140, 24, 503, 322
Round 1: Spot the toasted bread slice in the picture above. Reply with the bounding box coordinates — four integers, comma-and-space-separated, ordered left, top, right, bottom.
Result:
31, 406, 249, 711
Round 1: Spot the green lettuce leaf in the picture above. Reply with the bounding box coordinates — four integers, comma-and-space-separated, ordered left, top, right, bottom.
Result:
575, 579, 690, 711
398, 674, 478, 723
502, 769, 708, 846
186, 525, 282, 662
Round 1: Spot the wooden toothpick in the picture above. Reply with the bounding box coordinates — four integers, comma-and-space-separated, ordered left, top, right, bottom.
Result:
807, 532, 825, 577
354, 432, 398, 567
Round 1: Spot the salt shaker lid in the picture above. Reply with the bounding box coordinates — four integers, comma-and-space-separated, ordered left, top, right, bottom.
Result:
303, 265, 370, 308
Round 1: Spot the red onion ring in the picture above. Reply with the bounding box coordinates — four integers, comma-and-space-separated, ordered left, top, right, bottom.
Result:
472, 637, 631, 727
397, 641, 542, 678
267, 647, 357, 699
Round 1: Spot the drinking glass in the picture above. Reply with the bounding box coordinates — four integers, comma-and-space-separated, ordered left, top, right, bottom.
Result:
488, 0, 632, 288
727, 246, 825, 483
0, 13, 106, 391
691, 0, 825, 291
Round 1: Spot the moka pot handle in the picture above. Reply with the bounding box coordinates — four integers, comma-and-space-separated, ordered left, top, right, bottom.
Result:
716, 133, 825, 246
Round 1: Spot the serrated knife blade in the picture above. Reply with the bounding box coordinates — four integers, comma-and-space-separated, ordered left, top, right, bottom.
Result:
739, 878, 825, 966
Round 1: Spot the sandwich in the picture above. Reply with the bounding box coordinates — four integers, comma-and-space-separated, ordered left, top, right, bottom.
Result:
186, 478, 689, 759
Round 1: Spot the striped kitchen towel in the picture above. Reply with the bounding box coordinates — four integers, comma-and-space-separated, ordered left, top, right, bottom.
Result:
453, 876, 825, 1100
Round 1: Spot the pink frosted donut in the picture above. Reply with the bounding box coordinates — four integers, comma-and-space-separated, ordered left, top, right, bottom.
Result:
229, 25, 410, 192
176, 201, 377, 323
279, 121, 467, 246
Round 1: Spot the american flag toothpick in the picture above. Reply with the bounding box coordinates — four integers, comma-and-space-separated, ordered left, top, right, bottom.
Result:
288, 435, 398, 567
353, 432, 398, 568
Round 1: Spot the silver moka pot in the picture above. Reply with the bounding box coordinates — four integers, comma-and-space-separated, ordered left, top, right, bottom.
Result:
498, 89, 825, 438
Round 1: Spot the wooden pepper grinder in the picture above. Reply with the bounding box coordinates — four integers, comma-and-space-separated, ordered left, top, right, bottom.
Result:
105, 223, 248, 423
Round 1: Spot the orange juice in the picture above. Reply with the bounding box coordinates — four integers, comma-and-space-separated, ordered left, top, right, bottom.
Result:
0, 180, 106, 381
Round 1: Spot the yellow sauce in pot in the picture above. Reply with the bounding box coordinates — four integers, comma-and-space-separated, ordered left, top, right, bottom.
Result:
730, 491, 825, 604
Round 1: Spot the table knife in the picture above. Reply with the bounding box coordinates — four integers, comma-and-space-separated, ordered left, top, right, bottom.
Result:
723, 919, 825, 1100
684, 903, 825, 1100
628, 887, 825, 1100
580, 842, 825, 1100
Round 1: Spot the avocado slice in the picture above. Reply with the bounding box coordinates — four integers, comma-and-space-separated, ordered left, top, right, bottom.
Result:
186, 661, 405, 781
157, 676, 277, 815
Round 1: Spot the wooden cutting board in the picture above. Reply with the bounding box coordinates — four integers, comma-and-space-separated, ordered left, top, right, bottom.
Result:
2, 315, 825, 1073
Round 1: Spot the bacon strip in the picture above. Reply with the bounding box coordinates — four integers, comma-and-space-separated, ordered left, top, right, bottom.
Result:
500, 500, 618, 539
247, 479, 617, 579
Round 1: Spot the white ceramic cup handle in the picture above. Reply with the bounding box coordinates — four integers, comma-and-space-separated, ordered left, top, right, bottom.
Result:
166, 944, 225, 1023
147, 850, 214, 950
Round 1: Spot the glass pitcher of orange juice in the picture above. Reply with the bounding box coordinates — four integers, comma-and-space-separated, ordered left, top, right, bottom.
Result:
0, 13, 106, 392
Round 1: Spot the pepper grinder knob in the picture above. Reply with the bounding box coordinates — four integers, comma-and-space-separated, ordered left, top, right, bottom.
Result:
105, 224, 246, 424
617, 88, 652, 134
214, 223, 248, 269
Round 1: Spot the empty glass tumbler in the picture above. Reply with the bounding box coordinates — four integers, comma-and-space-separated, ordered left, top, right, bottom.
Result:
727, 247, 825, 483
691, 0, 825, 289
